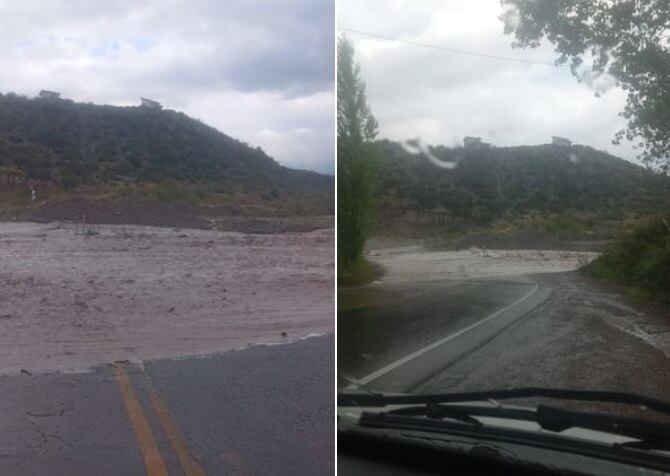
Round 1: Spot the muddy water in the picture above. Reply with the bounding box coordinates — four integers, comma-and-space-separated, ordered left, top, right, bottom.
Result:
369, 245, 600, 283
0, 222, 334, 375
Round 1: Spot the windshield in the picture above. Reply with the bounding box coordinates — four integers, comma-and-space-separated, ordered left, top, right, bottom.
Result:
337, 0, 670, 423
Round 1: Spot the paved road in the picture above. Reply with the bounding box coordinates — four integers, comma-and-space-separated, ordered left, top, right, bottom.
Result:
338, 272, 670, 404
338, 276, 541, 390
0, 334, 334, 476
417, 273, 670, 400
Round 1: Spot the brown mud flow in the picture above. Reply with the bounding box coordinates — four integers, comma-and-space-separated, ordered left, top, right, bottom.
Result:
0, 222, 333, 375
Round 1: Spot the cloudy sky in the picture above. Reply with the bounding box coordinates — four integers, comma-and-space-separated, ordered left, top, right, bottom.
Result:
339, 0, 639, 163
0, 0, 334, 174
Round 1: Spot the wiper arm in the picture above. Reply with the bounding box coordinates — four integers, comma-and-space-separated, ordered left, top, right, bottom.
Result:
370, 402, 670, 450
338, 387, 670, 418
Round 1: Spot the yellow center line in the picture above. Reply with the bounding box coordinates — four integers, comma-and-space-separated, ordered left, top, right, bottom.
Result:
113, 364, 169, 476
147, 382, 206, 476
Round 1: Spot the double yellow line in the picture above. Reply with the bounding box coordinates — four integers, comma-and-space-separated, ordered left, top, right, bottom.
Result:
113, 363, 205, 476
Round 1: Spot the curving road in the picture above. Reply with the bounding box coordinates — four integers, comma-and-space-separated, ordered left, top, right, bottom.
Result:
338, 269, 670, 403
338, 275, 545, 391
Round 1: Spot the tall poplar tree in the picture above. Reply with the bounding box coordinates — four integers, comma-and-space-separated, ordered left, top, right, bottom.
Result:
337, 36, 380, 278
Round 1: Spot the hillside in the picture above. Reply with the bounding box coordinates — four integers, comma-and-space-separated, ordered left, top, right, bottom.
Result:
0, 92, 332, 198
376, 140, 670, 226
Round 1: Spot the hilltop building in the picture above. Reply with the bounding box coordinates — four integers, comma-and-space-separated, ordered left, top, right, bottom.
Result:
140, 97, 163, 110
552, 136, 573, 146
38, 90, 61, 99
463, 136, 492, 149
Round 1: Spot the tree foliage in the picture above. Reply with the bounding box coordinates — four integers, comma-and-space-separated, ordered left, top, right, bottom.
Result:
501, 0, 670, 172
586, 215, 670, 300
337, 36, 380, 272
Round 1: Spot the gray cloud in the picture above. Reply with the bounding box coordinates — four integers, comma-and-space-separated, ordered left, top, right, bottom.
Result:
339, 0, 639, 165
0, 0, 334, 174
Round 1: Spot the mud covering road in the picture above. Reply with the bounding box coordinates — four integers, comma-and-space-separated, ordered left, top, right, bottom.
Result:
0, 334, 334, 475
0, 222, 333, 375
417, 272, 670, 400
340, 242, 670, 415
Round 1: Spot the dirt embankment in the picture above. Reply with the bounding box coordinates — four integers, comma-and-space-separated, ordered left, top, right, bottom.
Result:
21, 198, 211, 230
446, 230, 609, 252
18, 197, 334, 234
212, 216, 334, 234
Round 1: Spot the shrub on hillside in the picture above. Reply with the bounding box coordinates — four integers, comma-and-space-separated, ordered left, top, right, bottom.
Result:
586, 216, 670, 300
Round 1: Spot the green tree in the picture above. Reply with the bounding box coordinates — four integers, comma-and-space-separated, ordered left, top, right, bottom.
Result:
337, 36, 380, 274
501, 0, 670, 171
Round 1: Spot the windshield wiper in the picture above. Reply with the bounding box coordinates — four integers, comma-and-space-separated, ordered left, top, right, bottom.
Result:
359, 402, 670, 451
338, 387, 670, 417
339, 387, 670, 452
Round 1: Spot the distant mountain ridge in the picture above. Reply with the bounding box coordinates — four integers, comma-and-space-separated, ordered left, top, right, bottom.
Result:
376, 139, 670, 223
0, 92, 332, 195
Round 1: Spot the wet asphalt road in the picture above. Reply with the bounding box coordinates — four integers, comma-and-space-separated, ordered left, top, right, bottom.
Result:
0, 334, 334, 476
338, 271, 670, 408
416, 273, 670, 401
337, 276, 535, 389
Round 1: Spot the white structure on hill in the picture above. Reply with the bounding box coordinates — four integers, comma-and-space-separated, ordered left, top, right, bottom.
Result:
552, 136, 573, 146
140, 97, 163, 110
38, 90, 61, 99
463, 136, 492, 149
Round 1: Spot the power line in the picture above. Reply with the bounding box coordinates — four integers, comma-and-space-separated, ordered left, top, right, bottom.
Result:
339, 27, 564, 67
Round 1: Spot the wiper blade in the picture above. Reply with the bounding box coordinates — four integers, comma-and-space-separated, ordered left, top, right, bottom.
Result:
338, 387, 670, 417
371, 402, 670, 450
386, 402, 538, 422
